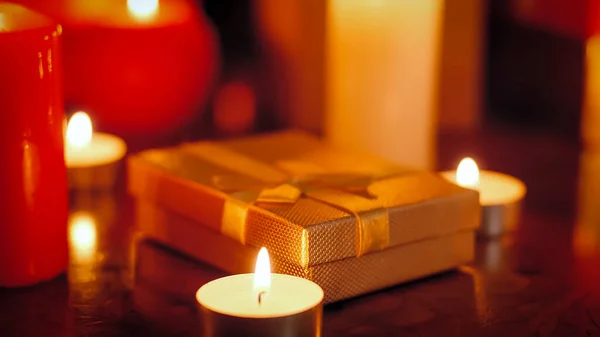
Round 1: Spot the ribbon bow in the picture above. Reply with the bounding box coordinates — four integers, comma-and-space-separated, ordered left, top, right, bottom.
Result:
182, 143, 391, 258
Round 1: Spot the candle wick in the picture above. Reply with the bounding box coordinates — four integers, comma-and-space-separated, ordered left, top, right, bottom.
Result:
257, 291, 267, 305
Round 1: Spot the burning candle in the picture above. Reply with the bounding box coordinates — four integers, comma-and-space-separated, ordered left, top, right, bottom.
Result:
196, 248, 323, 337
0, 3, 68, 287
441, 157, 527, 237
9, 0, 219, 137
65, 111, 127, 167
49, 0, 218, 137
65, 111, 126, 189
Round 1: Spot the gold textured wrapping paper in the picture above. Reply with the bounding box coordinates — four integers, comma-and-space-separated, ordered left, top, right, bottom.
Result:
128, 131, 480, 301
135, 201, 475, 303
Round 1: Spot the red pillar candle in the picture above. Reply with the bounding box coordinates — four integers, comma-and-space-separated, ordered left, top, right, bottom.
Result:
0, 3, 68, 287
16, 0, 219, 137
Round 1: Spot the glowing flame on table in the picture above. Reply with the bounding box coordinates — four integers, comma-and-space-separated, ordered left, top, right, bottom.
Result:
127, 0, 159, 21
66, 111, 92, 148
456, 157, 480, 189
254, 247, 271, 302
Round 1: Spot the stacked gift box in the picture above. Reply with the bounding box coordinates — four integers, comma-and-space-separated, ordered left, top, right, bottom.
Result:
128, 131, 480, 303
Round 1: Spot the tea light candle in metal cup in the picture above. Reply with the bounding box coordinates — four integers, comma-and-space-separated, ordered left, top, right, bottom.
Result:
196, 248, 323, 337
65, 111, 127, 190
441, 157, 526, 237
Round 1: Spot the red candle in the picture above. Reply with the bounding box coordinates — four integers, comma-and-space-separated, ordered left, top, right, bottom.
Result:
0, 3, 68, 287
16, 0, 219, 137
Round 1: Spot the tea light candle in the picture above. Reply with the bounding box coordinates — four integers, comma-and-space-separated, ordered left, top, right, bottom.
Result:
196, 248, 323, 337
65, 111, 126, 189
441, 157, 527, 237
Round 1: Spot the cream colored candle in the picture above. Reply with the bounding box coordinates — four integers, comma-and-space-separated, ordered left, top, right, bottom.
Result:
441, 158, 526, 236
325, 0, 443, 170
196, 248, 323, 337
65, 111, 127, 189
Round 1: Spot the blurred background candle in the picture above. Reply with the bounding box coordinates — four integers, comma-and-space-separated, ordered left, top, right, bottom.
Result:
65, 111, 127, 190
65, 112, 127, 168
255, 0, 484, 138
13, 0, 219, 141
325, 0, 443, 170
0, 3, 68, 287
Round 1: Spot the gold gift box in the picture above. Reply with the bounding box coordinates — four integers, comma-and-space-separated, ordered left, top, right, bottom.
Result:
128, 131, 480, 303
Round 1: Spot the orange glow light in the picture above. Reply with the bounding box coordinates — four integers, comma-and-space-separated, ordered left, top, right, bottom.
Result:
213, 81, 256, 135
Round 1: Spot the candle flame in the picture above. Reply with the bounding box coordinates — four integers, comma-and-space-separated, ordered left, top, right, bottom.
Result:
456, 157, 480, 189
254, 247, 271, 294
66, 112, 93, 148
127, 0, 159, 21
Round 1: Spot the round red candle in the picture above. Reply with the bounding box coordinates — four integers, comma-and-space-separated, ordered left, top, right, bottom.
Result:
16, 0, 219, 137
0, 3, 68, 287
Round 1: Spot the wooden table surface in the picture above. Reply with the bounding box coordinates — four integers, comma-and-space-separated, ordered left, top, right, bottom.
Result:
2, 127, 600, 337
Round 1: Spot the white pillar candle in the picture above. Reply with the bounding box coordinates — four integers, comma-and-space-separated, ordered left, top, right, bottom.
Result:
196, 248, 323, 337
325, 0, 443, 170
64, 111, 126, 190
441, 157, 527, 236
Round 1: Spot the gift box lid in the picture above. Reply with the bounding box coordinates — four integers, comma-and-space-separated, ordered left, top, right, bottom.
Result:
128, 130, 480, 267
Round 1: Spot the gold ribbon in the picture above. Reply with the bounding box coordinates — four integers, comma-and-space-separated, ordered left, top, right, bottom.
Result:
182, 143, 391, 257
